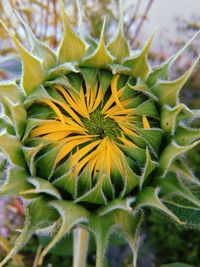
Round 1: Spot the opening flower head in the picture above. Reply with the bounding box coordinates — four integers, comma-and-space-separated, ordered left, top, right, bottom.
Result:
0, 1, 200, 266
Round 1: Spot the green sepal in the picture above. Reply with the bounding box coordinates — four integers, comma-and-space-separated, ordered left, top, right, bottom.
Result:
158, 140, 200, 177
53, 167, 77, 198
36, 144, 62, 179
22, 118, 51, 143
147, 31, 200, 87
45, 75, 71, 88
24, 85, 53, 109
21, 177, 61, 199
113, 210, 142, 267
123, 31, 155, 79
38, 200, 89, 265
128, 82, 158, 101
160, 104, 185, 135
160, 172, 200, 208
102, 173, 115, 200
48, 63, 78, 79
0, 196, 58, 267
0, 130, 25, 167
58, 0, 86, 64
0, 166, 32, 197
0, 116, 15, 135
98, 197, 135, 216
121, 145, 146, 166
107, 63, 132, 76
136, 187, 184, 224
11, 35, 46, 96
22, 144, 44, 176
77, 166, 92, 196
16, 12, 56, 70
107, 30, 130, 61
80, 68, 98, 88
134, 99, 159, 118
151, 56, 200, 107
140, 148, 158, 189
120, 159, 139, 197
81, 19, 113, 68
0, 82, 24, 103
76, 175, 107, 205
88, 213, 113, 267
98, 69, 113, 96
174, 124, 200, 146
107, 3, 130, 62
1, 97, 27, 138
134, 127, 163, 156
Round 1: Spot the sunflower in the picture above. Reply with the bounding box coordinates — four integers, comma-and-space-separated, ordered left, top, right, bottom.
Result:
0, 1, 200, 267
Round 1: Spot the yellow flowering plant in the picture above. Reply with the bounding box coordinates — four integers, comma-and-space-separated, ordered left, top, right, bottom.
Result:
0, 1, 200, 266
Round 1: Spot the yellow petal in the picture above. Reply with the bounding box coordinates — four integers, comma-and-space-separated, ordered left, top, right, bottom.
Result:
111, 75, 124, 110
37, 99, 65, 125
142, 115, 150, 129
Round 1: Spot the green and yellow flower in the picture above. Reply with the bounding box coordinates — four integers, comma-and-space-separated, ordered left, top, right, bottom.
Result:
0, 1, 200, 266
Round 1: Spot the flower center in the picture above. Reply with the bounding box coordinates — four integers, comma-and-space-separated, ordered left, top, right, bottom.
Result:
82, 109, 121, 140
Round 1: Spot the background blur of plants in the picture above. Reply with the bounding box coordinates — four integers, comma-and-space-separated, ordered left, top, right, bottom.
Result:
0, 0, 200, 266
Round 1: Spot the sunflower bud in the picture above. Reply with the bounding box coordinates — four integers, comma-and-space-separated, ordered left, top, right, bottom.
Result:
0, 1, 200, 267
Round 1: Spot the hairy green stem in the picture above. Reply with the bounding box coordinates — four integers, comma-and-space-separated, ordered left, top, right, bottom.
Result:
73, 227, 89, 267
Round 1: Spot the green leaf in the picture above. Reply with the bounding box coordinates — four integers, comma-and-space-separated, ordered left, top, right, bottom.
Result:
1, 98, 27, 138
0, 130, 25, 167
151, 56, 200, 107
38, 200, 89, 265
123, 31, 155, 79
0, 83, 24, 103
58, 0, 86, 64
0, 166, 32, 197
136, 187, 183, 224
0, 20, 47, 96
174, 124, 200, 146
164, 200, 200, 230
158, 140, 200, 177
147, 31, 200, 87
20, 177, 61, 199
160, 172, 200, 208
81, 18, 113, 68
170, 159, 200, 185
0, 196, 58, 267
16, 12, 56, 70
160, 104, 185, 135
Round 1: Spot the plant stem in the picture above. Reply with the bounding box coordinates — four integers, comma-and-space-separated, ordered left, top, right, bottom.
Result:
73, 227, 89, 267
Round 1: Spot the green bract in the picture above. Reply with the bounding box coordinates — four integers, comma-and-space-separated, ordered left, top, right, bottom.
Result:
0, 1, 200, 267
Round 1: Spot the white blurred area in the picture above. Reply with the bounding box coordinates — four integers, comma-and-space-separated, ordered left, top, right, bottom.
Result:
126, 0, 200, 53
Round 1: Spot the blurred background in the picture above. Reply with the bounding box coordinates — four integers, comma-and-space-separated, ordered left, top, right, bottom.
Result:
0, 0, 200, 266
